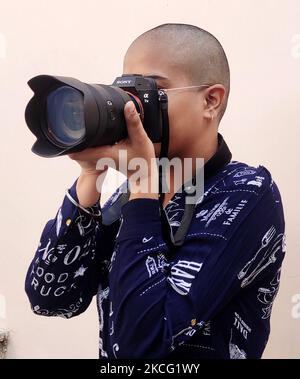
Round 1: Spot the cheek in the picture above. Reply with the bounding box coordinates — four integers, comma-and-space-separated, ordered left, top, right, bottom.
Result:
166, 101, 191, 155
167, 104, 184, 141
165, 97, 205, 155
167, 97, 198, 136
167, 96, 189, 127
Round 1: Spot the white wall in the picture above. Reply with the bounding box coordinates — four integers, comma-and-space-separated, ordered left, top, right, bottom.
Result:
0, 0, 299, 358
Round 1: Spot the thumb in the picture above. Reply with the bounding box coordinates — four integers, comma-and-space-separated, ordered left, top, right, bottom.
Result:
124, 101, 148, 142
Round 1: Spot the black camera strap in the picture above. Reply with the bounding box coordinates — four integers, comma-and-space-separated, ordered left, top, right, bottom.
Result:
157, 90, 170, 198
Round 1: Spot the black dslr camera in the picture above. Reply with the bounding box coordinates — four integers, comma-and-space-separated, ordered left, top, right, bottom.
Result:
25, 74, 168, 157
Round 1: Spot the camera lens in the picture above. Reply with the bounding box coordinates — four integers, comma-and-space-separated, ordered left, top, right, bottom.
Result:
46, 86, 86, 146
25, 74, 162, 157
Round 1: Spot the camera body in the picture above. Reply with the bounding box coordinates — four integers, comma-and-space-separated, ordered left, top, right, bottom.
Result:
25, 74, 166, 158
112, 74, 163, 142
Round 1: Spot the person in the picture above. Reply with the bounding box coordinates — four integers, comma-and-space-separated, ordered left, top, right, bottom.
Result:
25, 23, 286, 359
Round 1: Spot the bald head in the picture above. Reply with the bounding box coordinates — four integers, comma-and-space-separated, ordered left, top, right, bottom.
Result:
124, 23, 230, 121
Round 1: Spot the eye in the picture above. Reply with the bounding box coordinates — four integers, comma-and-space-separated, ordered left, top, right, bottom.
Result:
155, 81, 164, 90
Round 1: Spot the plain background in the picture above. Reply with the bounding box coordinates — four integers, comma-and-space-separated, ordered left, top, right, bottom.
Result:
0, 0, 299, 358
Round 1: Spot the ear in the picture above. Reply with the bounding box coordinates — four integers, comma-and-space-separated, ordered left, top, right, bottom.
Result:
202, 84, 226, 122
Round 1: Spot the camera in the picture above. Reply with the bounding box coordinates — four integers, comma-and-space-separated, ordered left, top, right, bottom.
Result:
25, 74, 168, 157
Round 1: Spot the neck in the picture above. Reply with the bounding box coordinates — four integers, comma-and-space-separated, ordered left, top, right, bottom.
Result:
162, 131, 219, 207
179, 131, 218, 163
178, 130, 219, 181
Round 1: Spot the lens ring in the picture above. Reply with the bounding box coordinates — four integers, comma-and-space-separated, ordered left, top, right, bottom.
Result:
125, 92, 144, 121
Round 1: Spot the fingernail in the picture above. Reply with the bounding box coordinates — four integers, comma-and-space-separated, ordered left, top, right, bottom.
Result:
127, 101, 135, 114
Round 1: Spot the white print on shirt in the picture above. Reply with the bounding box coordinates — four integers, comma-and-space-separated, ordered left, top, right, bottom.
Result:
38, 235, 95, 268
233, 169, 256, 178
30, 265, 70, 297
142, 236, 153, 243
233, 175, 265, 188
97, 286, 109, 358
270, 180, 281, 204
56, 208, 62, 237
62, 239, 93, 266
33, 297, 83, 318
172, 326, 193, 347
113, 343, 119, 358
64, 245, 81, 265
146, 256, 158, 277
222, 199, 248, 226
167, 260, 203, 295
57, 244, 67, 252
145, 254, 167, 278
229, 329, 247, 359
238, 226, 276, 280
202, 321, 211, 336
196, 197, 231, 227
74, 265, 87, 278
115, 216, 123, 239
75, 214, 94, 237
282, 234, 287, 253
110, 321, 114, 336
238, 226, 284, 288
165, 195, 185, 228
39, 238, 55, 262
109, 301, 114, 317
257, 268, 281, 319
241, 234, 283, 288
195, 198, 248, 228
108, 243, 119, 273
246, 176, 265, 188
233, 312, 252, 339
233, 179, 248, 186
227, 161, 241, 166
81, 236, 96, 261
109, 301, 114, 336
31, 236, 96, 297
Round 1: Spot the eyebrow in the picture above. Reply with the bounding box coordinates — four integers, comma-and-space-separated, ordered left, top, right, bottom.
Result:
145, 74, 168, 80
144, 74, 170, 88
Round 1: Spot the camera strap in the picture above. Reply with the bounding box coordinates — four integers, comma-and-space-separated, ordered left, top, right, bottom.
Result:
157, 90, 170, 198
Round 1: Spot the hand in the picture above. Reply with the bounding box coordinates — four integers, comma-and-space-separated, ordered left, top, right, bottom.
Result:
68, 101, 158, 203
69, 101, 156, 176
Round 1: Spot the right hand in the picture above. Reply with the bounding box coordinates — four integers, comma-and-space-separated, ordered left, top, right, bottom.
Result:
68, 148, 109, 208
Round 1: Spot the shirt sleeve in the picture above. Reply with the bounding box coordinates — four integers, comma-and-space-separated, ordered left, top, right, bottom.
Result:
107, 169, 286, 358
25, 178, 120, 319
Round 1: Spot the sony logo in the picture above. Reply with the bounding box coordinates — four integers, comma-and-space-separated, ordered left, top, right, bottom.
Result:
116, 80, 132, 84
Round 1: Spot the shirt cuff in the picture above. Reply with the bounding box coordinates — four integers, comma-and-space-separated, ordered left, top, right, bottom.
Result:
67, 178, 102, 218
116, 198, 162, 241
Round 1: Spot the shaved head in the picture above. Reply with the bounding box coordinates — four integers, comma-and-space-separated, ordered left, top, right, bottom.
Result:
124, 23, 230, 121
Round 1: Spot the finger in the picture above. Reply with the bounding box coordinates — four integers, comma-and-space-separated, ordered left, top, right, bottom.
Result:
124, 101, 148, 143
68, 144, 118, 162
